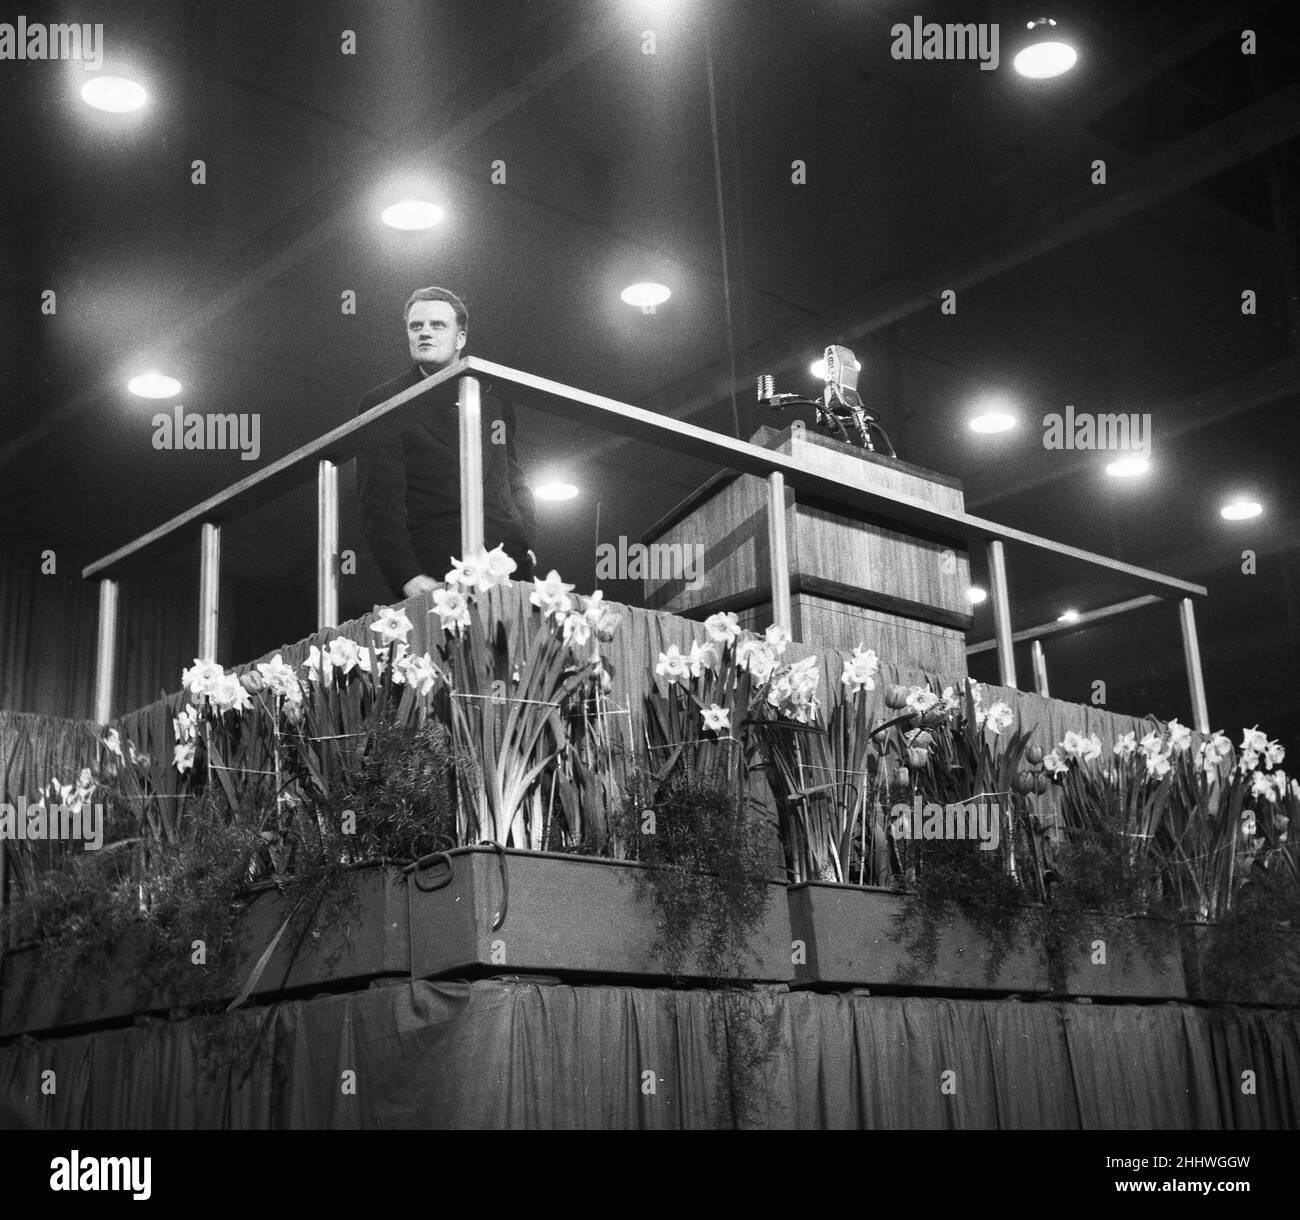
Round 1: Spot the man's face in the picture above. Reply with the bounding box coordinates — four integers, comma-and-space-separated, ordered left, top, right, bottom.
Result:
406, 299, 465, 369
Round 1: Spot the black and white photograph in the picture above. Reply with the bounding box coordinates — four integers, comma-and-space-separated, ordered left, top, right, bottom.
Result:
0, 0, 1297, 1170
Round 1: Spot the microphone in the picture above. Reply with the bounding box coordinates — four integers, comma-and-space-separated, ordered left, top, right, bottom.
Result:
756, 348, 898, 458
822, 345, 863, 416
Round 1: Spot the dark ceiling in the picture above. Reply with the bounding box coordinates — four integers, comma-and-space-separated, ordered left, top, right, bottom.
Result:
2, 0, 1298, 741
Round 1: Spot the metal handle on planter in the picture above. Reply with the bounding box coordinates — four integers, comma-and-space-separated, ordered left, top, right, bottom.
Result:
406, 851, 455, 892
404, 846, 508, 932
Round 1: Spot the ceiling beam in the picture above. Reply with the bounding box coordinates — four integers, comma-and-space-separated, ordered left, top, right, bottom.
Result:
1062, 0, 1256, 125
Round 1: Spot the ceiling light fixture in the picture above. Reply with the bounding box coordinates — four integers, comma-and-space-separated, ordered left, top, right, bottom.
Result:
620, 282, 671, 309
534, 481, 580, 502
969, 411, 1016, 434
127, 372, 182, 398
81, 76, 148, 112
380, 200, 445, 230
1105, 456, 1150, 477
1013, 18, 1077, 78
1220, 499, 1262, 521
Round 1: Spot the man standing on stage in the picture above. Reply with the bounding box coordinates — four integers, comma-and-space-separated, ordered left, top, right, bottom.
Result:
355, 286, 537, 600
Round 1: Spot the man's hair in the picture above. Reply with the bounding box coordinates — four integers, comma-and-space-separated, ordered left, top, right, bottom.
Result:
403, 286, 468, 333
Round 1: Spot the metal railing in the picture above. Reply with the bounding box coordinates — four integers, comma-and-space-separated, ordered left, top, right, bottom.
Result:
82, 356, 1210, 729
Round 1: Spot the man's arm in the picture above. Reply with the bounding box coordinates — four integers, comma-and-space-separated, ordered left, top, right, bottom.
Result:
355, 396, 428, 597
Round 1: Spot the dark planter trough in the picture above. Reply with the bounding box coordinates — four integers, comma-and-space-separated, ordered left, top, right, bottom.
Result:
1179, 921, 1300, 1006
406, 845, 794, 983
0, 863, 410, 1038
787, 883, 1187, 999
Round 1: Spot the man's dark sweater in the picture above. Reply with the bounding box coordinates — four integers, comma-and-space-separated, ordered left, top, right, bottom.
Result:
355, 365, 537, 597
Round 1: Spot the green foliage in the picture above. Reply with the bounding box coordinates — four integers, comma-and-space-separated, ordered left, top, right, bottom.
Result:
1038, 834, 1173, 994
2, 797, 261, 1015
621, 762, 772, 981
2, 722, 461, 1024
1197, 865, 1300, 1004
282, 719, 460, 868
618, 760, 781, 1129
896, 835, 1037, 985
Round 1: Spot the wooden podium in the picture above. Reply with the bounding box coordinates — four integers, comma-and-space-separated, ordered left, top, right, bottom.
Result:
641, 425, 973, 676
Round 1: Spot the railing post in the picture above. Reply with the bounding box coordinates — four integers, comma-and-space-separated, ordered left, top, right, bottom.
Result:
317, 459, 339, 628
1178, 597, 1211, 733
986, 539, 1017, 688
766, 471, 793, 635
93, 577, 118, 723
458, 375, 485, 557
198, 523, 221, 663
0, 821, 7, 946
1030, 639, 1050, 697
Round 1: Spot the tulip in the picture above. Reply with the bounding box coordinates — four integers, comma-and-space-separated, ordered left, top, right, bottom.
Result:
884, 684, 910, 710
1034, 773, 1050, 794
1013, 770, 1036, 795
1025, 744, 1044, 765
908, 747, 929, 769
910, 730, 935, 749
895, 766, 910, 787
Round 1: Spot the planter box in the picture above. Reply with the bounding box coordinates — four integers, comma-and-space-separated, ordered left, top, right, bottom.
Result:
228, 863, 409, 999
1054, 917, 1186, 1001
0, 929, 162, 1038
1179, 922, 1300, 1006
787, 882, 1049, 993
788, 884, 1187, 999
406, 846, 794, 983
0, 864, 410, 1038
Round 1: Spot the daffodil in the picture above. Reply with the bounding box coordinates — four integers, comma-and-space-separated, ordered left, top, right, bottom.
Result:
562, 612, 593, 650
430, 586, 472, 635
701, 704, 730, 733
256, 653, 303, 704
655, 644, 690, 685
841, 646, 879, 695
982, 697, 1013, 728
402, 653, 440, 696
369, 605, 414, 645
327, 637, 363, 676
446, 551, 495, 595
686, 640, 720, 677
303, 645, 331, 685
1042, 748, 1069, 778
764, 624, 791, 655
173, 704, 199, 744
529, 570, 575, 620
704, 612, 741, 646
582, 590, 620, 635
181, 659, 227, 701
482, 543, 519, 587
1166, 718, 1192, 754
1146, 750, 1171, 780
736, 637, 777, 683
